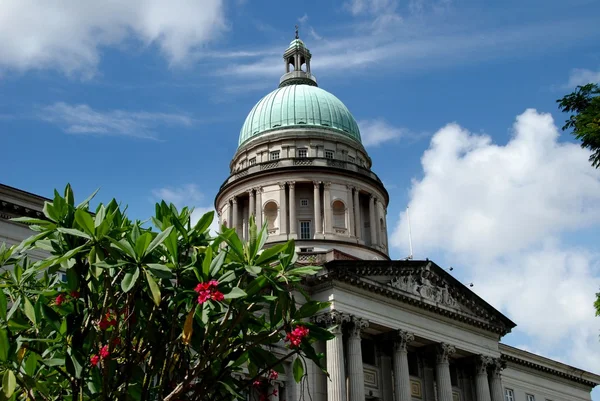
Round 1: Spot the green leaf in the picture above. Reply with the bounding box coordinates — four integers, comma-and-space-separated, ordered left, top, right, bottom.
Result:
2, 370, 16, 398
194, 210, 214, 233
75, 209, 95, 235
0, 328, 8, 361
255, 243, 287, 265
145, 226, 173, 256
296, 301, 330, 319
66, 351, 83, 379
43, 358, 65, 367
0, 289, 6, 321
224, 287, 246, 300
56, 227, 91, 240
134, 232, 152, 259
25, 354, 38, 376
146, 264, 173, 279
76, 187, 99, 209
287, 266, 321, 276
209, 250, 226, 277
202, 246, 213, 278
293, 357, 304, 383
145, 270, 161, 306
41, 303, 62, 331
122, 267, 140, 292
94, 204, 106, 228
23, 296, 36, 325
245, 276, 268, 297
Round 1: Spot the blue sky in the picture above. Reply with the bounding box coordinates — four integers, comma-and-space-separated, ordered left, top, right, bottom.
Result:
2, 0, 600, 396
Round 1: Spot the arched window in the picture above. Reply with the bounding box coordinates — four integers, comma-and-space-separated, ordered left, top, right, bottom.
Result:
264, 202, 278, 231
332, 200, 346, 228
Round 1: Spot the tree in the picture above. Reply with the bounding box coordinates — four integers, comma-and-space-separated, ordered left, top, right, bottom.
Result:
557, 83, 600, 168
0, 185, 333, 400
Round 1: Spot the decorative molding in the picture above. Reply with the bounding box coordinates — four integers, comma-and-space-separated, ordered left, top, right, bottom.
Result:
313, 181, 321, 188
490, 358, 506, 377
278, 182, 286, 190
230, 197, 237, 204
394, 330, 415, 352
410, 379, 422, 399
323, 181, 332, 189
452, 391, 461, 401
364, 367, 378, 388
436, 343, 456, 364
287, 181, 295, 189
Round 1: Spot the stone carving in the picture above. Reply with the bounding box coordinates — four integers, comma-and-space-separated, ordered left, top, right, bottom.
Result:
475, 355, 495, 375
389, 269, 458, 309
278, 182, 286, 189
349, 316, 369, 337
490, 358, 506, 377
287, 181, 295, 189
394, 330, 415, 352
314, 310, 351, 334
436, 343, 456, 364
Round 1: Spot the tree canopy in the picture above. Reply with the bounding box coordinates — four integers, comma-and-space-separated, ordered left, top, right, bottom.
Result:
0, 185, 332, 400
557, 83, 600, 168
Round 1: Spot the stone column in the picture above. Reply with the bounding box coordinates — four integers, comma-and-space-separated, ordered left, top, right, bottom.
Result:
313, 182, 322, 237
279, 182, 287, 236
255, 188, 262, 229
249, 189, 255, 219
378, 350, 394, 401
323, 182, 333, 234
232, 197, 239, 237
353, 188, 361, 238
268, 382, 280, 401
287, 357, 300, 401
435, 343, 456, 401
489, 360, 504, 401
369, 196, 377, 246
347, 186, 355, 238
288, 182, 296, 238
393, 330, 414, 401
488, 358, 505, 401
475, 356, 493, 401
315, 311, 351, 401
348, 317, 369, 401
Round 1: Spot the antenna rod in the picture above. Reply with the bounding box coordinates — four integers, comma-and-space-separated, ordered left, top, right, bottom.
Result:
406, 206, 414, 259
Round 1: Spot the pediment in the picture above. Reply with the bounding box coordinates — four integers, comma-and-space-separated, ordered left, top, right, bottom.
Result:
314, 259, 516, 335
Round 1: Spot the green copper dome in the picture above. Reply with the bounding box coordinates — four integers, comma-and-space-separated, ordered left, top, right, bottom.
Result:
238, 84, 362, 147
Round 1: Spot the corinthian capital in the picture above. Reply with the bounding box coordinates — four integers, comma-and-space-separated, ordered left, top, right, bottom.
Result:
436, 343, 456, 364
314, 310, 351, 334
475, 355, 495, 375
490, 357, 506, 377
349, 316, 369, 338
394, 330, 415, 352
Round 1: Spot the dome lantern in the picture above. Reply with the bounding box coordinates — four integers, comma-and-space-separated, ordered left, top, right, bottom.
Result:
280, 26, 317, 88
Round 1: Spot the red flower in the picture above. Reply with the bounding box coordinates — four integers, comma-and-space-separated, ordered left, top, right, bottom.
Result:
55, 294, 66, 306
70, 291, 80, 298
112, 338, 121, 346
98, 313, 117, 330
252, 380, 262, 387
90, 355, 100, 367
100, 345, 110, 359
272, 389, 278, 396
194, 280, 224, 305
285, 325, 310, 348
268, 370, 278, 380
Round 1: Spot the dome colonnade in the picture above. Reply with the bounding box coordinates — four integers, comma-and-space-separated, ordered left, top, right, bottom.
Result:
215, 35, 389, 261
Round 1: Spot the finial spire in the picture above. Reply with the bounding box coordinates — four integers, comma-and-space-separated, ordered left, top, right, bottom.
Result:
295, 25, 299, 39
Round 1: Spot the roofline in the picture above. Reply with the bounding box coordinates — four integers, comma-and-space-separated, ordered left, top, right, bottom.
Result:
0, 183, 51, 203
500, 343, 600, 387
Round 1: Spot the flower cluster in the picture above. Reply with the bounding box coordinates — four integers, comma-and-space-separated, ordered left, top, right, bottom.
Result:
90, 345, 111, 367
98, 312, 118, 330
252, 371, 280, 401
194, 280, 224, 304
54, 291, 80, 306
285, 325, 309, 348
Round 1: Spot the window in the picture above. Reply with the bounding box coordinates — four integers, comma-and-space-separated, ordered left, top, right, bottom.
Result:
270, 151, 280, 160
297, 148, 308, 158
249, 157, 256, 166
325, 150, 334, 159
300, 221, 311, 239
408, 352, 419, 377
348, 155, 355, 163
505, 389, 515, 401
359, 158, 364, 166
361, 339, 376, 365
526, 395, 535, 401
299, 247, 314, 252
300, 199, 309, 207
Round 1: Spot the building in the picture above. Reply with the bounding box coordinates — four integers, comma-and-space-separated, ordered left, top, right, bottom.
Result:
2, 34, 600, 401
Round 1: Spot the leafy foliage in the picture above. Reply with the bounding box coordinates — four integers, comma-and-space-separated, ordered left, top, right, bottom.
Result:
0, 185, 333, 400
557, 83, 600, 168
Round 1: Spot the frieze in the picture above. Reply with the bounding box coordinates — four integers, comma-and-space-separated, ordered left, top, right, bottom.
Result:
389, 269, 458, 308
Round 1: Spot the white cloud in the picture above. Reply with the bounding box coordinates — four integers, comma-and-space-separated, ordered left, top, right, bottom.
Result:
0, 0, 226, 77
358, 119, 412, 147
391, 109, 600, 374
566, 68, 600, 88
152, 184, 219, 234
40, 102, 193, 139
